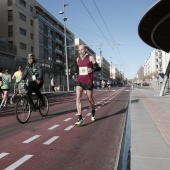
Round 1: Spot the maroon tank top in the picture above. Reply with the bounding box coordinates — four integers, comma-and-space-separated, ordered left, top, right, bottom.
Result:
77, 55, 93, 85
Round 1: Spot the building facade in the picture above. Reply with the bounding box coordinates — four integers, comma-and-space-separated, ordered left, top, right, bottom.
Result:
0, 0, 75, 88
96, 56, 110, 81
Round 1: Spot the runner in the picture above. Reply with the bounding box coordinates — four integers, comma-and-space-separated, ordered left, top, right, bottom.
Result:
10, 66, 22, 104
72, 44, 101, 125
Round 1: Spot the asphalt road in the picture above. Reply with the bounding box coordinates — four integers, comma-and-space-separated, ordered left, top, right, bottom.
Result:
0, 87, 130, 170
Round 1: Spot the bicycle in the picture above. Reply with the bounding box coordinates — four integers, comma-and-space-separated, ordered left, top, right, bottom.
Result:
15, 82, 49, 123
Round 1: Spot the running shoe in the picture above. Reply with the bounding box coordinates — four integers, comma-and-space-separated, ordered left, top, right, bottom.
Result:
91, 110, 96, 121
75, 118, 84, 125
10, 98, 13, 104
91, 115, 96, 121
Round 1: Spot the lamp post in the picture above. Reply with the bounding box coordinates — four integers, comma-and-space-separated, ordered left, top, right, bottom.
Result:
59, 2, 69, 91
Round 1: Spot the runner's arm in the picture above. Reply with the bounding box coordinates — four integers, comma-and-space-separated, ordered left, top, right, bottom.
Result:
90, 56, 101, 72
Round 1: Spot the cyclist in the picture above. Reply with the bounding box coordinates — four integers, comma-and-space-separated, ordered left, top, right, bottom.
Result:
21, 53, 44, 107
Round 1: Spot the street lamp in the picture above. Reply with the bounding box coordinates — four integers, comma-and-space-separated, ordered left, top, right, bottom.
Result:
59, 2, 70, 91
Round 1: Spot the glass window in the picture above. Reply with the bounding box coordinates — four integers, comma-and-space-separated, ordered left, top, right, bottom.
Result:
19, 27, 26, 36
39, 21, 44, 33
31, 47, 34, 53
8, 25, 13, 37
8, 41, 13, 45
19, 0, 26, 8
20, 42, 26, 50
19, 12, 26, 22
8, 10, 13, 21
30, 20, 33, 26
48, 28, 52, 39
31, 33, 33, 39
48, 39, 52, 50
30, 6, 33, 12
8, 0, 12, 6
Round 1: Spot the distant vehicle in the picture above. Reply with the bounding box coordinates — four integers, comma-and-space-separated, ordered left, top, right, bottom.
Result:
142, 82, 149, 86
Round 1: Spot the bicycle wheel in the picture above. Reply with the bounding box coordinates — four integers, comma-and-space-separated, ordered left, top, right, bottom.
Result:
15, 96, 31, 123
39, 94, 49, 117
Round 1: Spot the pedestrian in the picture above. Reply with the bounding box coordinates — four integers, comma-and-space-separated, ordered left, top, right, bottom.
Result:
101, 80, 105, 89
72, 44, 101, 125
51, 77, 55, 92
0, 68, 3, 95
10, 66, 22, 104
96, 81, 101, 89
107, 79, 111, 90
0, 69, 11, 109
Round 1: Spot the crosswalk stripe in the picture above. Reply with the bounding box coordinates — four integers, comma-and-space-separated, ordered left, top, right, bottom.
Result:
43, 136, 59, 145
23, 135, 41, 143
4, 155, 33, 170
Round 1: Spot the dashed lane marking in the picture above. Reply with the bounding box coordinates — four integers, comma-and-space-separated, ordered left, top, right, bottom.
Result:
23, 135, 41, 144
0, 152, 9, 159
86, 113, 91, 116
43, 136, 60, 145
64, 118, 72, 121
48, 125, 59, 130
64, 125, 75, 131
4, 155, 33, 170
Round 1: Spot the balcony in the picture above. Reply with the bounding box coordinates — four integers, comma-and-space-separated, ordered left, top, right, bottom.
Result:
0, 41, 17, 55
56, 59, 62, 64
55, 48, 62, 55
55, 38, 62, 45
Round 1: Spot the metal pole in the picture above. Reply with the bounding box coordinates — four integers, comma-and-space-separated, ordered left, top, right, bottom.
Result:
63, 4, 70, 91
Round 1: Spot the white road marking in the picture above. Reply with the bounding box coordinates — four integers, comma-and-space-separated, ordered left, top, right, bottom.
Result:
97, 106, 101, 109
4, 155, 33, 170
86, 113, 91, 116
125, 90, 129, 91
64, 118, 72, 121
43, 136, 59, 145
0, 152, 9, 159
23, 135, 41, 143
48, 124, 59, 130
64, 125, 75, 131
83, 109, 87, 111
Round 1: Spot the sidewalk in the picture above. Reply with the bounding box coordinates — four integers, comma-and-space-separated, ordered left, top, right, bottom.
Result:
130, 87, 170, 170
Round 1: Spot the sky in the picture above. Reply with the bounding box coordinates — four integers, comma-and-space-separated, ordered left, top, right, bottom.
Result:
36, 0, 157, 79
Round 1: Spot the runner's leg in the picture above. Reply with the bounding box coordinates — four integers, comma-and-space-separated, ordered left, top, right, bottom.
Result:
76, 86, 83, 115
